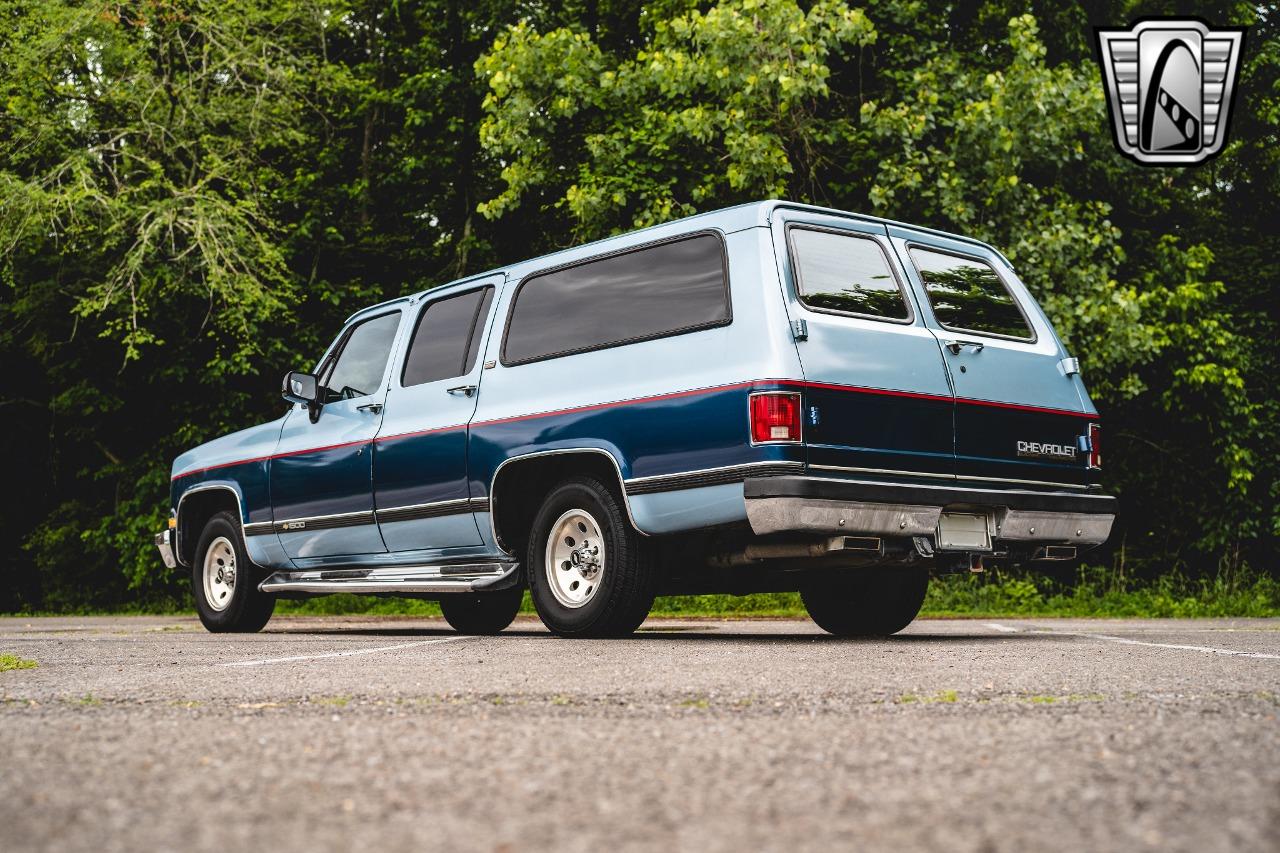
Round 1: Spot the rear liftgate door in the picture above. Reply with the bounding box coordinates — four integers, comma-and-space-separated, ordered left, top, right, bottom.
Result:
772, 211, 956, 482
888, 227, 1094, 497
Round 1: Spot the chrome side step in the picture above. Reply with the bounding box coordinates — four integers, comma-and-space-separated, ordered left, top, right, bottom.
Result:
259, 561, 519, 595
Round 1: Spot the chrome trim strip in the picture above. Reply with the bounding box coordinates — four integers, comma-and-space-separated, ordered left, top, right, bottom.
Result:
810, 463, 955, 480
488, 448, 642, 554
375, 498, 471, 524
623, 459, 803, 485
269, 509, 376, 533
809, 463, 1089, 491
955, 474, 1088, 490
624, 460, 805, 495
374, 497, 491, 524
242, 521, 275, 537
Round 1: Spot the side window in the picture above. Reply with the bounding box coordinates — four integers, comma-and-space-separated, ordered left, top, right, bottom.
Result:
502, 233, 730, 365
401, 287, 494, 387
319, 312, 401, 402
789, 228, 910, 321
909, 248, 1034, 340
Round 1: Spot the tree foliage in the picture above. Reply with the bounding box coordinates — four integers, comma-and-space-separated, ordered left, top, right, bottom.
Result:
0, 0, 1276, 610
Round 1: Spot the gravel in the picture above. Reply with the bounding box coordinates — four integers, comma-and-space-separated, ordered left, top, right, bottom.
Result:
1, 615, 1278, 852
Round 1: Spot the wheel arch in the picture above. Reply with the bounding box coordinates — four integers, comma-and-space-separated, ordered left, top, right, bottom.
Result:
489, 448, 645, 555
175, 483, 246, 568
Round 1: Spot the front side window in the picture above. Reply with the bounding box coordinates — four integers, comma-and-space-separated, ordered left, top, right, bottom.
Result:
502, 233, 730, 365
790, 228, 910, 321
401, 287, 494, 387
910, 248, 1033, 340
320, 312, 401, 402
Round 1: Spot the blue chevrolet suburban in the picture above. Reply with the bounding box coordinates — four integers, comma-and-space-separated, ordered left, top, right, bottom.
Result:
156, 200, 1114, 638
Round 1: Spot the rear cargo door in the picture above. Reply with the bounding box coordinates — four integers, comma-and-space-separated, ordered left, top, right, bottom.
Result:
771, 210, 955, 480
887, 226, 1094, 488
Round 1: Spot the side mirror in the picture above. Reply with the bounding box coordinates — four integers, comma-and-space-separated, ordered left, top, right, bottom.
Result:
281, 370, 318, 406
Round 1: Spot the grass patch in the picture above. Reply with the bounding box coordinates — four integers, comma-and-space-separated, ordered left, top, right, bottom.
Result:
10, 566, 1280, 620
897, 690, 957, 704
922, 565, 1280, 618
0, 654, 38, 672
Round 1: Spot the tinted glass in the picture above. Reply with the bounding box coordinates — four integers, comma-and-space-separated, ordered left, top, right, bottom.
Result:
321, 312, 401, 402
402, 287, 493, 387
791, 229, 908, 320
910, 248, 1033, 339
503, 233, 729, 365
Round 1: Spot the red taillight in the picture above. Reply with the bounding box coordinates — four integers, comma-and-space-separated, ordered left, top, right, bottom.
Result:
750, 392, 802, 444
1087, 422, 1102, 469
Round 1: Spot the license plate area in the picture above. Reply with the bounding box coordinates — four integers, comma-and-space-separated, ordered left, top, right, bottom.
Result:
937, 511, 992, 551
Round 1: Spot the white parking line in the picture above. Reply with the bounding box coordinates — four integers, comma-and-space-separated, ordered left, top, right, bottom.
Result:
985, 623, 1280, 661
221, 635, 473, 667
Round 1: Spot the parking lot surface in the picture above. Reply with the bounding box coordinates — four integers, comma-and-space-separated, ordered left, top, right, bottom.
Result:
1, 615, 1278, 852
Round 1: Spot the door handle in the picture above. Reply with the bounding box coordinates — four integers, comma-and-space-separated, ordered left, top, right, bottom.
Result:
357, 403, 383, 414
943, 340, 985, 354
446, 385, 478, 397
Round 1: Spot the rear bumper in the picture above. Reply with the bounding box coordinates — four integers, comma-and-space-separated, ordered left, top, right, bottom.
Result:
155, 529, 177, 569
743, 476, 1116, 549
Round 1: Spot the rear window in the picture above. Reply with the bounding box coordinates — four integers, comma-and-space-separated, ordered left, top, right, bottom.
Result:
502, 233, 730, 365
401, 287, 493, 387
909, 248, 1034, 340
789, 228, 910, 321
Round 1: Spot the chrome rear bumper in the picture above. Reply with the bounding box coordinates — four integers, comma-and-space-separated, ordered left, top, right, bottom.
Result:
744, 476, 1115, 549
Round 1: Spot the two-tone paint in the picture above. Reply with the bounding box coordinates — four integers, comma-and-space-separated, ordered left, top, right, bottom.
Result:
167, 199, 1105, 573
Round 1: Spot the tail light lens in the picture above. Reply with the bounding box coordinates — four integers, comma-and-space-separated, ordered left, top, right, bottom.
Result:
750, 392, 802, 443
1087, 422, 1102, 469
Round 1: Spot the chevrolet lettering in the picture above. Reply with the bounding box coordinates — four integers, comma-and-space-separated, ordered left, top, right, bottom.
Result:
1016, 441, 1078, 461
157, 201, 1116, 638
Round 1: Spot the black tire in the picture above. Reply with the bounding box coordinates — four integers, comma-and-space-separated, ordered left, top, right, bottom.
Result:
527, 476, 655, 638
801, 568, 929, 637
192, 510, 276, 633
439, 588, 524, 635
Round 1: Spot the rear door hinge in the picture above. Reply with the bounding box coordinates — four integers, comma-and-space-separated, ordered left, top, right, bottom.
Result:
790, 318, 808, 341
1058, 356, 1080, 376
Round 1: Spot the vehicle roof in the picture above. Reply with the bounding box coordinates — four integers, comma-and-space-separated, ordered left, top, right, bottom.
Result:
347, 200, 1011, 323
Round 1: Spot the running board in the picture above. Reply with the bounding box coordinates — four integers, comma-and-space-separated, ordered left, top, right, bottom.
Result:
258, 561, 519, 595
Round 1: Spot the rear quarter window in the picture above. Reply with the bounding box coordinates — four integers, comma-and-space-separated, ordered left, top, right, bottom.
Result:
789, 227, 910, 321
909, 248, 1034, 340
501, 232, 730, 366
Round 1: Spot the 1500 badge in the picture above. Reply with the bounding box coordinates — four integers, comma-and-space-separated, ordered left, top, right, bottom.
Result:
1016, 441, 1078, 460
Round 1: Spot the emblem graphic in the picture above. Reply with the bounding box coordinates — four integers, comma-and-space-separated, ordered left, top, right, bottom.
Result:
1095, 19, 1245, 165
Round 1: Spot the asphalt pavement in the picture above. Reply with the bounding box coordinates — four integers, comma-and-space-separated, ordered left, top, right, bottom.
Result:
1, 615, 1278, 853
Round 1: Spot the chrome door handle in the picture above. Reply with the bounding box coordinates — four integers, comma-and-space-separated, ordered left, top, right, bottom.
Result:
943, 340, 985, 354
357, 403, 383, 414
446, 385, 477, 397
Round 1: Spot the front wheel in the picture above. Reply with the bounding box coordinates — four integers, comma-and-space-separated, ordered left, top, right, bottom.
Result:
192, 510, 276, 633
801, 568, 929, 637
527, 476, 655, 638
439, 588, 524, 635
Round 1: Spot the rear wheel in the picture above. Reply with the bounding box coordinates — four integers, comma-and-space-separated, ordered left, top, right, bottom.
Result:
527, 476, 655, 638
439, 588, 523, 635
192, 510, 275, 633
801, 568, 929, 637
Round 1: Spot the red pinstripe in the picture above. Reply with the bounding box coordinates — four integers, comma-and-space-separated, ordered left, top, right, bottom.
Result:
171, 378, 1096, 480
